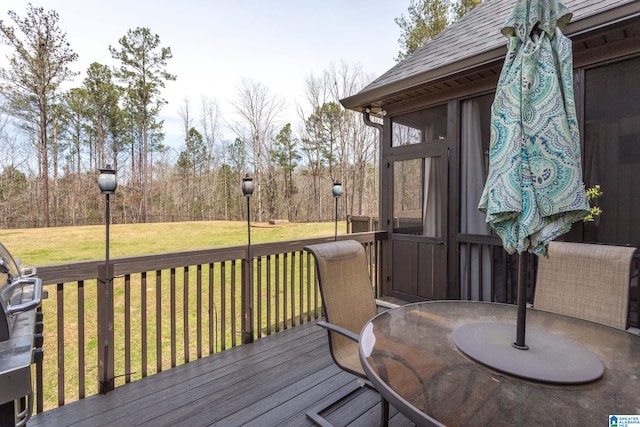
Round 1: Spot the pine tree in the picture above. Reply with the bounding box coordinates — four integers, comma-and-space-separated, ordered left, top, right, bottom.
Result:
395, 0, 482, 61
0, 5, 78, 226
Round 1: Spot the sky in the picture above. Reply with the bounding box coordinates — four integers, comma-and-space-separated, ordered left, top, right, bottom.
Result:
1, 0, 410, 148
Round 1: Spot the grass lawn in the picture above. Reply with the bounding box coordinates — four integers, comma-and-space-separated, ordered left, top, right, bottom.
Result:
0, 220, 343, 266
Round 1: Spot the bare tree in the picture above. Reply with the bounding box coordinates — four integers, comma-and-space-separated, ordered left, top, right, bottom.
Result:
200, 97, 221, 172
177, 98, 193, 214
200, 97, 222, 217
300, 62, 379, 221
178, 97, 193, 146
229, 78, 285, 222
327, 63, 379, 217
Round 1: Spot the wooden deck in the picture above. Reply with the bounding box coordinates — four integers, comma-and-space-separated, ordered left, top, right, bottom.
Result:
29, 319, 415, 427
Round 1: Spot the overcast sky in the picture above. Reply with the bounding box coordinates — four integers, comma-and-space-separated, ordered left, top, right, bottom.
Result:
2, 0, 409, 148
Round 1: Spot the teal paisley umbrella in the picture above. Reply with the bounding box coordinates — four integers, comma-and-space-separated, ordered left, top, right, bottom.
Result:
478, 0, 590, 257
477, 0, 591, 352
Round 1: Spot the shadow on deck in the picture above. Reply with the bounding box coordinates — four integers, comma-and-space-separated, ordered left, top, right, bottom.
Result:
30, 319, 415, 427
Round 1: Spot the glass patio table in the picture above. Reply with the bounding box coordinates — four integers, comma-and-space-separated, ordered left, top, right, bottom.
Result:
359, 301, 640, 426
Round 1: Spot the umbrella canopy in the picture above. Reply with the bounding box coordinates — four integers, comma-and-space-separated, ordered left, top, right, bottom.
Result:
479, 0, 590, 256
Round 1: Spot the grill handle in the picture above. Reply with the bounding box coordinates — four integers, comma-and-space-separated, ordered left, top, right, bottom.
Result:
20, 266, 37, 278
5, 277, 43, 315
14, 393, 33, 427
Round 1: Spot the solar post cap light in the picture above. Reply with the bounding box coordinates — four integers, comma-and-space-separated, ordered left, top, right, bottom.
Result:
98, 165, 117, 194
332, 182, 342, 241
242, 174, 254, 197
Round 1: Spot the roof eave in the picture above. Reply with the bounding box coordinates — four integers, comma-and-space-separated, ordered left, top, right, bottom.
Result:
340, 46, 505, 112
341, 0, 640, 113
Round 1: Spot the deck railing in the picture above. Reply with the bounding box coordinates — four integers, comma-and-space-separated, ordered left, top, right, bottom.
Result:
29, 230, 638, 415
32, 232, 385, 413
457, 234, 640, 327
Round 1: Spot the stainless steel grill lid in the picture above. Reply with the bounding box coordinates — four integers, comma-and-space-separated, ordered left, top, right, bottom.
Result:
0, 243, 22, 341
0, 242, 43, 426
0, 243, 42, 342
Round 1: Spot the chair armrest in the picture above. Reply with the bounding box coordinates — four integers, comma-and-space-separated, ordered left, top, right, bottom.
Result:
375, 299, 400, 310
317, 320, 360, 342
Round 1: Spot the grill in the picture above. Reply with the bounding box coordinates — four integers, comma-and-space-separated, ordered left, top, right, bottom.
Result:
0, 243, 44, 426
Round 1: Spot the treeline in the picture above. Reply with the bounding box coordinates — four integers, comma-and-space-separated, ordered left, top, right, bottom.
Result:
0, 5, 380, 229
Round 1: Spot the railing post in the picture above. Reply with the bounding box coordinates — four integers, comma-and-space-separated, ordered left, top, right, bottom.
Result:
97, 264, 115, 393
242, 248, 254, 344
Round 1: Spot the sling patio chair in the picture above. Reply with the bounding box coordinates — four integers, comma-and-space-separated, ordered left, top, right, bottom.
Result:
304, 240, 396, 427
534, 241, 637, 332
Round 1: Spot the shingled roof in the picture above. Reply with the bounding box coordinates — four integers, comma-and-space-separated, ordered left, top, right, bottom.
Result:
341, 0, 640, 112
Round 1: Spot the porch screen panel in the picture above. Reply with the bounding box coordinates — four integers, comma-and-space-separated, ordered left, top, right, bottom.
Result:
459, 96, 493, 301
393, 158, 441, 237
584, 57, 640, 249
391, 104, 448, 147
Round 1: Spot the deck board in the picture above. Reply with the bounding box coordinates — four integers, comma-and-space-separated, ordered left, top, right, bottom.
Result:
29, 320, 415, 427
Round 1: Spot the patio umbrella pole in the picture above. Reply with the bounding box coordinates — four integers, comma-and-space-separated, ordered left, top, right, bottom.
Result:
513, 253, 528, 350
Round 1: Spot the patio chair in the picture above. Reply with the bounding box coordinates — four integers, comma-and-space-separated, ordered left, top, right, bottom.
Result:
534, 241, 637, 331
304, 240, 395, 427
